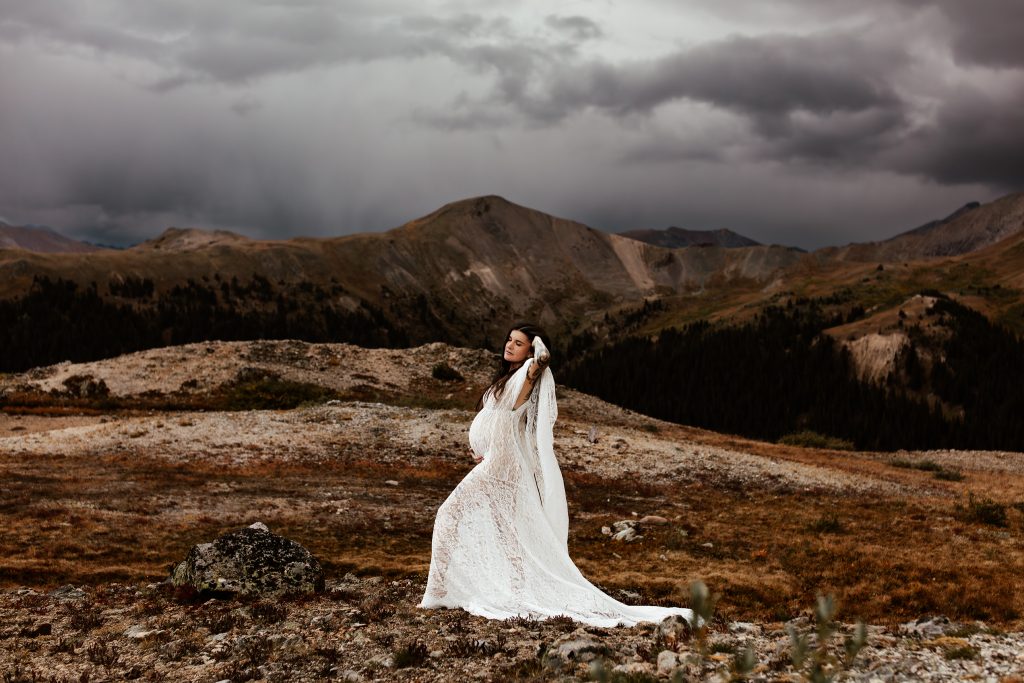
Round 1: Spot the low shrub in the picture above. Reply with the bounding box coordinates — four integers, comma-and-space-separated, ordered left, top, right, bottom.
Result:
431, 362, 464, 382
778, 431, 854, 451
808, 513, 845, 534
955, 494, 1008, 527
944, 645, 978, 661
392, 639, 429, 668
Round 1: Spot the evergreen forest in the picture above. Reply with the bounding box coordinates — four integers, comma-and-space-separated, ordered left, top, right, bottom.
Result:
561, 296, 1024, 451
0, 276, 406, 373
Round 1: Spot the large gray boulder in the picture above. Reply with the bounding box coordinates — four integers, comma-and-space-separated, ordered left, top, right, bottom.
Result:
171, 522, 325, 596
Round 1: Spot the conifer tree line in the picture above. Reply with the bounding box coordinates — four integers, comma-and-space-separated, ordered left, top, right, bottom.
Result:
0, 276, 407, 372
561, 296, 1024, 451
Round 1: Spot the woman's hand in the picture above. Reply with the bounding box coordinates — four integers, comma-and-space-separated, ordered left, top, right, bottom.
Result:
532, 336, 551, 366
471, 449, 483, 464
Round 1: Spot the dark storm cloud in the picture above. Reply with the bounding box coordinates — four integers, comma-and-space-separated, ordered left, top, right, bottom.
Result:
436, 31, 912, 165
919, 0, 1024, 69
894, 85, 1024, 190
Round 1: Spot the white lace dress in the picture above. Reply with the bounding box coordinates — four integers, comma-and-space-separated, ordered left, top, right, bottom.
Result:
418, 359, 694, 627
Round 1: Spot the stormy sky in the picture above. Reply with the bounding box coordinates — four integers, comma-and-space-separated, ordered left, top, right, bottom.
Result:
1, 0, 1022, 249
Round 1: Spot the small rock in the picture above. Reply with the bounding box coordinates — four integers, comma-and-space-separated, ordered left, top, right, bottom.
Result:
612, 520, 636, 531
901, 615, 957, 638
613, 662, 653, 675
730, 621, 761, 635
384, 480, 399, 486
657, 650, 680, 675
48, 585, 87, 601
366, 653, 394, 669
658, 614, 692, 648
551, 629, 606, 663
701, 542, 714, 548
124, 624, 163, 640
612, 527, 638, 542
600, 526, 612, 536
638, 515, 668, 525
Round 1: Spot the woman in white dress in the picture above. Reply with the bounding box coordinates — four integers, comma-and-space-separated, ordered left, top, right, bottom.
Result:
419, 322, 694, 627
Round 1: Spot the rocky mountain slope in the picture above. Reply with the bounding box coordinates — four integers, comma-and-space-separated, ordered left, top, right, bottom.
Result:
0, 222, 106, 253
819, 192, 1024, 263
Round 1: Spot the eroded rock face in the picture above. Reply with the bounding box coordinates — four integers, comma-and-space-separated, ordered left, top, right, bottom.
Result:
171, 522, 324, 597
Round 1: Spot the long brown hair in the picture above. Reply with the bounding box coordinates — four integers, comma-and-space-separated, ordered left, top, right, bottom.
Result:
477, 321, 551, 410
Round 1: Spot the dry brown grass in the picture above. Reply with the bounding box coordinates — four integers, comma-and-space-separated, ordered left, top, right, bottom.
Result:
4, 424, 1023, 629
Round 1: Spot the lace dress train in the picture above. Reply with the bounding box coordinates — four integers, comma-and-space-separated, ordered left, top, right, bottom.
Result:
418, 359, 693, 628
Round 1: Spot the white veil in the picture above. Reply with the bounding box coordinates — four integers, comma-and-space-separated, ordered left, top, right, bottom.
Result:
528, 363, 568, 547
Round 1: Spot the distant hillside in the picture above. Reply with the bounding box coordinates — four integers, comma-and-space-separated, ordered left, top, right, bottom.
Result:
134, 227, 251, 252
0, 223, 106, 253
819, 192, 1024, 262
619, 226, 761, 249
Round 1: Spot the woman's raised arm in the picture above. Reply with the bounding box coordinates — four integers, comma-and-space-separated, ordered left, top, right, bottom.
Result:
513, 336, 550, 409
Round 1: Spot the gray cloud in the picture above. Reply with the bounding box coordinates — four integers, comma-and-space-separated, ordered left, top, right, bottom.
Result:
0, 0, 1021, 249
923, 0, 1024, 69
893, 83, 1024, 189
545, 15, 603, 41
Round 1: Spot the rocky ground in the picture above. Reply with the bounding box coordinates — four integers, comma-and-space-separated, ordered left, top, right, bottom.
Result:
4, 576, 1024, 682
2, 340, 1024, 681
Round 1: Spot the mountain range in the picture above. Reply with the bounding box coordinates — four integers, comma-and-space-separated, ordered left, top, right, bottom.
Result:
1, 191, 1022, 354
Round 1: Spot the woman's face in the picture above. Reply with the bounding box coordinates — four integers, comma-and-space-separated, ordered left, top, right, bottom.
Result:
503, 329, 532, 364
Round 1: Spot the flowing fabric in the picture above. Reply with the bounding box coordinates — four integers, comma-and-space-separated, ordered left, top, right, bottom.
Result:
418, 359, 694, 627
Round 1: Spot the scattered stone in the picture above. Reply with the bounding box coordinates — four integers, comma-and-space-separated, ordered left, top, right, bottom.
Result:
638, 515, 668, 525
611, 527, 638, 542
170, 522, 325, 597
658, 614, 692, 648
48, 585, 87, 601
550, 629, 606, 662
600, 526, 612, 536
730, 621, 761, 635
384, 479, 399, 486
901, 615, 959, 638
614, 661, 654, 675
657, 649, 681, 674
124, 625, 163, 640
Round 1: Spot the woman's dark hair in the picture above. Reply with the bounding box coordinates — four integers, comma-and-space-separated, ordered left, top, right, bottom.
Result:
477, 321, 551, 410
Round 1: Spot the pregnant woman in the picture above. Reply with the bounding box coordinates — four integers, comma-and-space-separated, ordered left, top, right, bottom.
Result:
419, 322, 693, 627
